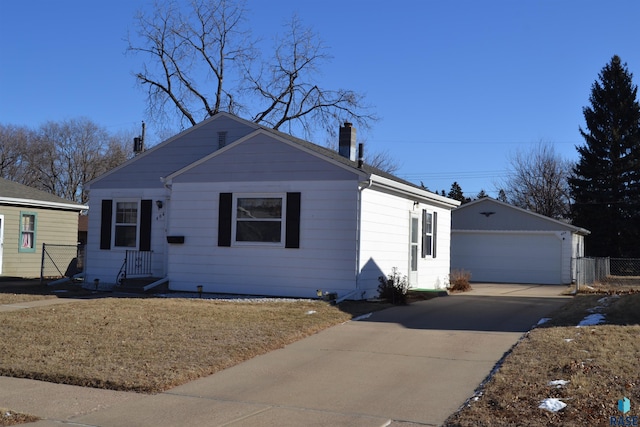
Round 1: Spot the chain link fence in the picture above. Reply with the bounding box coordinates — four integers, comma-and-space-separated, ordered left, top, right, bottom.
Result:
575, 257, 640, 290
40, 244, 85, 283
610, 258, 640, 276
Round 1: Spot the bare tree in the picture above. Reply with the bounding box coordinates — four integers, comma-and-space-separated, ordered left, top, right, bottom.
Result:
364, 149, 400, 174
0, 124, 31, 182
497, 142, 572, 219
129, 0, 254, 130
128, 1, 377, 138
245, 15, 376, 137
11, 119, 130, 204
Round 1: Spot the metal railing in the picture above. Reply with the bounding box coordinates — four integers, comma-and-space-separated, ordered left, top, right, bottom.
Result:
116, 250, 153, 286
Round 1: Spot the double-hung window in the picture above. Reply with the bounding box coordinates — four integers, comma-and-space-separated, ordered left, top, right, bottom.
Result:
234, 195, 284, 244
114, 201, 138, 248
19, 212, 37, 252
422, 210, 437, 258
100, 199, 152, 251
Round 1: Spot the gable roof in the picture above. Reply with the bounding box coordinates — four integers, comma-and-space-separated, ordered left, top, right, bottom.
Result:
89, 112, 459, 208
453, 197, 589, 235
164, 116, 459, 209
0, 178, 87, 211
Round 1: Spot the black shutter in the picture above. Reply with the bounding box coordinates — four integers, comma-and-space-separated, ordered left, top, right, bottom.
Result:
139, 200, 152, 251
432, 211, 438, 258
100, 200, 113, 250
421, 209, 427, 258
285, 192, 301, 249
218, 193, 232, 247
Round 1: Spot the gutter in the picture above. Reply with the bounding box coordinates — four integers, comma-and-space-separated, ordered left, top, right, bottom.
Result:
0, 197, 87, 211
367, 174, 460, 209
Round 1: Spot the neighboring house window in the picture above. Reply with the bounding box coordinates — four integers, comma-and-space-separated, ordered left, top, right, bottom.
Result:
99, 199, 153, 251
422, 210, 437, 258
234, 195, 284, 244
19, 212, 37, 252
218, 192, 301, 248
218, 131, 227, 149
115, 201, 138, 247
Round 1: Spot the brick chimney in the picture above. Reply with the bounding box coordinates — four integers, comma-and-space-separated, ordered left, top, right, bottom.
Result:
339, 122, 356, 161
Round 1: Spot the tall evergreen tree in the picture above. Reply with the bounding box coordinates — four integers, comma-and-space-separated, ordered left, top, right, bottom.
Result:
447, 181, 468, 203
569, 55, 640, 257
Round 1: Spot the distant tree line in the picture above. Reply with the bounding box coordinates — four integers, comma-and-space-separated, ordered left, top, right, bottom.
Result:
0, 118, 131, 204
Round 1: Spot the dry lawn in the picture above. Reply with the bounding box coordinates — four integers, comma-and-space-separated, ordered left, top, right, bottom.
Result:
445, 292, 640, 427
0, 409, 39, 427
0, 296, 386, 394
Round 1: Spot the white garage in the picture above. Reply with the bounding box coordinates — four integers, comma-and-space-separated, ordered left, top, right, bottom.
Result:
451, 198, 590, 285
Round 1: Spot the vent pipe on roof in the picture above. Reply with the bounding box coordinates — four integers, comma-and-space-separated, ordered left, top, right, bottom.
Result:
358, 143, 364, 169
133, 121, 146, 155
339, 122, 356, 161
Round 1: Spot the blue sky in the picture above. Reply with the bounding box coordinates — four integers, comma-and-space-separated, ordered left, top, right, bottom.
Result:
2, 1, 639, 197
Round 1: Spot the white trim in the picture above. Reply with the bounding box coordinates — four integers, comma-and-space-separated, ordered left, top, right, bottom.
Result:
113, 199, 141, 250
366, 175, 460, 209
0, 197, 87, 211
452, 229, 568, 240
454, 197, 590, 235
231, 193, 286, 247
87, 112, 261, 189
163, 129, 369, 185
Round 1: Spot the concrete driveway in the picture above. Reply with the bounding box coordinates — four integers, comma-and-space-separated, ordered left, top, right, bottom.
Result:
4, 284, 571, 427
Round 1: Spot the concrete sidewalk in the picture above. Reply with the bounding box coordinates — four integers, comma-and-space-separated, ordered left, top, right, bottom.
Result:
0, 284, 571, 426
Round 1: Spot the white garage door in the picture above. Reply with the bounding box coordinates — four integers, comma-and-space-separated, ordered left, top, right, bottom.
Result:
451, 232, 563, 285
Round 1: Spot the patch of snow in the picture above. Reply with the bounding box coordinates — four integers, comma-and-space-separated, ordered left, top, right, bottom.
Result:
597, 295, 620, 305
563, 338, 574, 342
548, 380, 570, 387
539, 398, 567, 412
306, 310, 316, 315
577, 313, 606, 327
353, 313, 372, 321
537, 317, 551, 325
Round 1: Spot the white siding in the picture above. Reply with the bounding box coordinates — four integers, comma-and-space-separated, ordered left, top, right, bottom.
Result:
166, 180, 360, 298
359, 189, 452, 296
85, 188, 168, 284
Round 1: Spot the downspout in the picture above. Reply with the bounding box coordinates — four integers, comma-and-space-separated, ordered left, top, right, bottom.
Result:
160, 177, 172, 283
355, 177, 373, 297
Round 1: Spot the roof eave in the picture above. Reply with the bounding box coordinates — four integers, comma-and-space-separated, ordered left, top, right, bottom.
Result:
366, 174, 460, 209
0, 197, 87, 211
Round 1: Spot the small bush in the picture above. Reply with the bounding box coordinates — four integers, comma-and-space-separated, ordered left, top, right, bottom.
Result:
378, 267, 410, 304
448, 269, 472, 292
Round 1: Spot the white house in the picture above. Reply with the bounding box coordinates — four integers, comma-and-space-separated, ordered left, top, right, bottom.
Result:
85, 113, 460, 299
451, 197, 590, 285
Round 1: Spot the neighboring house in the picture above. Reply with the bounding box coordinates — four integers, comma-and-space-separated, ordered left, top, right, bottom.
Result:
0, 178, 87, 278
451, 197, 590, 285
85, 113, 460, 299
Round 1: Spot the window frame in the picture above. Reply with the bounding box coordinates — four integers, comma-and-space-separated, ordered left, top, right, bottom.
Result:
232, 193, 286, 246
422, 209, 437, 258
19, 211, 37, 253
113, 199, 140, 249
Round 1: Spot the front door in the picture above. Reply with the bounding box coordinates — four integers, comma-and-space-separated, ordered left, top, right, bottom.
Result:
0, 215, 4, 274
409, 214, 419, 285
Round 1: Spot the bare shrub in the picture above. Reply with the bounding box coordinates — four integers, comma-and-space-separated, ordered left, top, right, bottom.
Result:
448, 269, 472, 292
